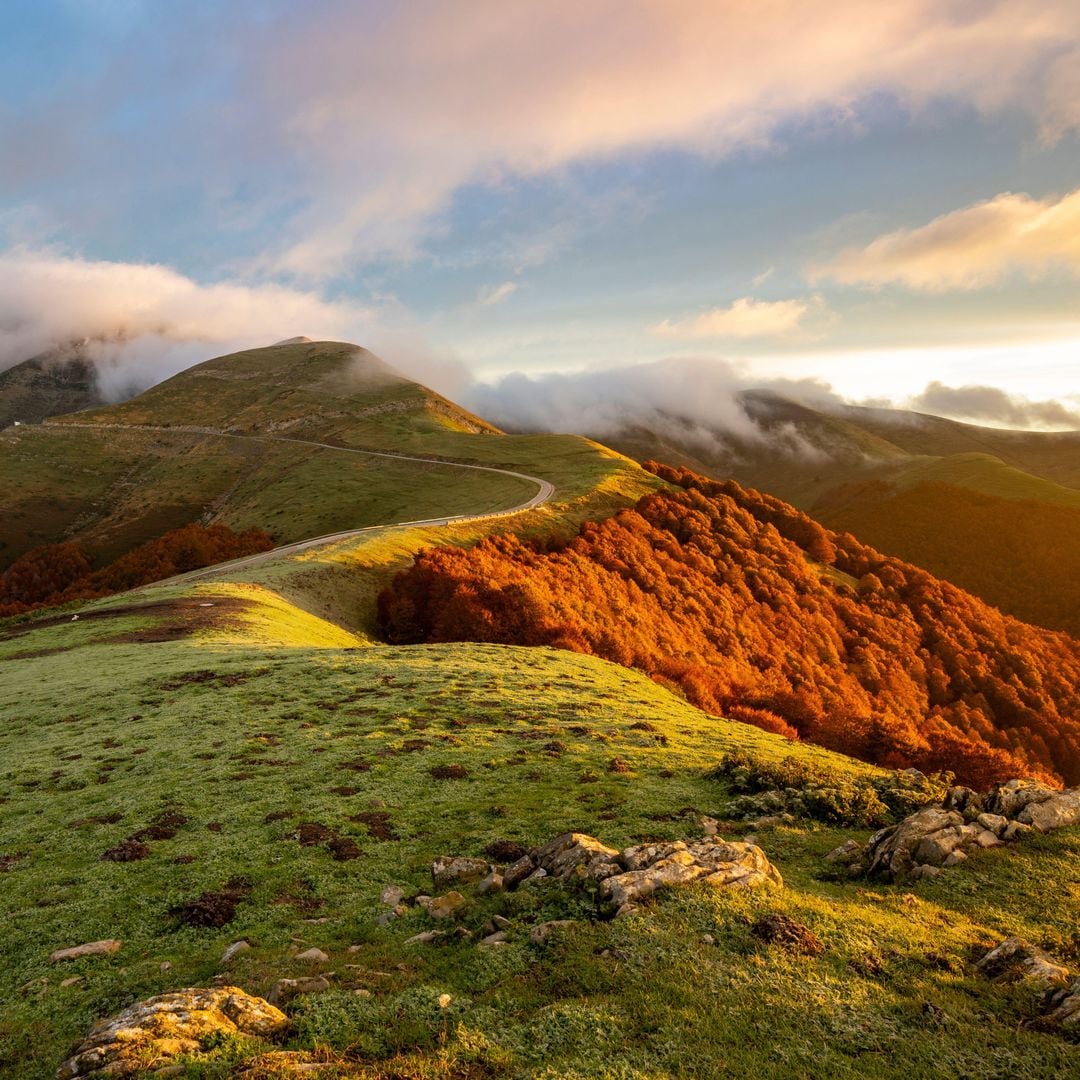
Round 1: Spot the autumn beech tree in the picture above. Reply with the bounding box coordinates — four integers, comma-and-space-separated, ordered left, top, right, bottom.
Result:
379, 463, 1080, 787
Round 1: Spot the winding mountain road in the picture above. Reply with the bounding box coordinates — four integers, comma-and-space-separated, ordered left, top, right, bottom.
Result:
47, 421, 555, 583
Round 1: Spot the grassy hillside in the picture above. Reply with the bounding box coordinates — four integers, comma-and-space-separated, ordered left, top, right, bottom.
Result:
0, 341, 656, 571
2, 590, 1079, 1078
0, 352, 103, 430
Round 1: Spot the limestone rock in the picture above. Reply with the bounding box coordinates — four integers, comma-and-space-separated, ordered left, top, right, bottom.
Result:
427, 891, 466, 919
477, 871, 503, 896
1044, 980, 1080, 1029
503, 855, 535, 888
1018, 789, 1080, 833
529, 920, 577, 945
599, 838, 781, 910
56, 986, 287, 1078
294, 948, 328, 963
865, 807, 965, 880
404, 930, 445, 945
266, 976, 331, 1006
531, 833, 621, 882
221, 940, 251, 964
50, 940, 122, 963
824, 839, 864, 865
975, 937, 1070, 987
379, 885, 405, 906
431, 856, 490, 890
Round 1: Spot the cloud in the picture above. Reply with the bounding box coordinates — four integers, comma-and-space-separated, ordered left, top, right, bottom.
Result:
908, 380, 1080, 428
0, 247, 468, 400
8, 1, 1080, 277
813, 186, 1080, 291
466, 357, 843, 461
475, 281, 518, 307
652, 296, 831, 341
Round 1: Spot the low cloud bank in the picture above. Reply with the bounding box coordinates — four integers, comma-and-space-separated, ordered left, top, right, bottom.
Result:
908, 381, 1080, 429
0, 248, 372, 399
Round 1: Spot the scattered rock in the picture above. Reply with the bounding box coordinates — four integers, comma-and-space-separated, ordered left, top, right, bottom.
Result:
294, 948, 329, 963
379, 885, 405, 907
700, 933, 715, 946
532, 833, 621, 882
751, 914, 824, 955
503, 855, 535, 888
975, 938, 1071, 987
477, 871, 503, 896
824, 839, 864, 866
530, 920, 577, 945
50, 940, 121, 963
427, 891, 467, 920
481, 931, 508, 945
404, 930, 445, 945
1044, 981, 1080, 1029
56, 986, 287, 1078
220, 940, 251, 964
266, 976, 331, 1006
431, 856, 490, 890
60, 976, 84, 988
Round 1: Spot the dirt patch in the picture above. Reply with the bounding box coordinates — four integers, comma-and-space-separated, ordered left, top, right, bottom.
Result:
68, 813, 124, 828
630, 721, 659, 732
0, 852, 28, 872
173, 854, 197, 865
401, 739, 430, 753
171, 876, 253, 928
327, 836, 363, 861
101, 839, 151, 862
751, 914, 824, 955
329, 786, 360, 797
128, 825, 177, 842
350, 811, 400, 842
264, 811, 293, 824
206, 822, 224, 833
484, 840, 529, 863
429, 764, 469, 780
295, 822, 336, 846
336, 759, 372, 773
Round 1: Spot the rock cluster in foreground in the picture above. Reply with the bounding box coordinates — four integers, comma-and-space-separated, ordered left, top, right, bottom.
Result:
430, 831, 782, 918
828, 778, 1080, 882
56, 986, 288, 1078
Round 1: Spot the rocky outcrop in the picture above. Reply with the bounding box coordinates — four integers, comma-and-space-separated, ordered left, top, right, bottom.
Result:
56, 987, 288, 1078
975, 937, 1071, 987
1045, 982, 1080, 1030
494, 831, 781, 916
829, 778, 1080, 882
50, 940, 121, 963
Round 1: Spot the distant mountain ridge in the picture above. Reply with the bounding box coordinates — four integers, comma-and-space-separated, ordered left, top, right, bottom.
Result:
598, 391, 1080, 637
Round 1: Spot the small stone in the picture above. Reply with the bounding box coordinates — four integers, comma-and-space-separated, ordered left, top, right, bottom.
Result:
50, 940, 121, 963
295, 947, 329, 963
491, 914, 512, 931
431, 856, 491, 890
415, 895, 433, 910
267, 975, 331, 1006
404, 930, 445, 945
353, 988, 372, 998
60, 976, 84, 988
530, 920, 577, 944
975, 830, 1002, 848
700, 816, 720, 836
347, 944, 363, 953
910, 864, 941, 880
301, 917, 330, 925
524, 867, 548, 884
427, 891, 467, 919
481, 931, 508, 945
700, 933, 715, 946
379, 885, 405, 906
976, 812, 1008, 835
221, 940, 251, 964
1002, 821, 1034, 842
159, 962, 172, 973
976, 937, 1070, 987
614, 903, 640, 919
503, 855, 535, 888
824, 839, 864, 865
477, 871, 503, 896
942, 850, 968, 867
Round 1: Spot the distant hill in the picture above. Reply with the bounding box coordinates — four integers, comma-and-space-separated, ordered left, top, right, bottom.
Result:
0, 351, 104, 429
0, 339, 653, 572
598, 392, 1080, 636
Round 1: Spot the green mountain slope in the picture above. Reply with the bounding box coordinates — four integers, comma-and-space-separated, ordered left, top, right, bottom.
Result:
0, 352, 104, 430
0, 341, 654, 570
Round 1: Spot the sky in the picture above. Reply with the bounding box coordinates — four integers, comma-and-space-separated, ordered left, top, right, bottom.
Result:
1, 0, 1079, 427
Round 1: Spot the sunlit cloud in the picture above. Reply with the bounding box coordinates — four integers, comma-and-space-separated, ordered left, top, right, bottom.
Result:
652, 296, 833, 341
813, 186, 1080, 291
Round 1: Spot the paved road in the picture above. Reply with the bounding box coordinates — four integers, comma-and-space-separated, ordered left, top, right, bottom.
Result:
48, 421, 555, 583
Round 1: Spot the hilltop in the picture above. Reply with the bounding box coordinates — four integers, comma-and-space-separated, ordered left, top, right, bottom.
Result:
0, 340, 655, 574
0, 352, 104, 430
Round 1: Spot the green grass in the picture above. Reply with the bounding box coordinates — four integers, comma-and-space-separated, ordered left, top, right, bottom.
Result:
1, 609, 1078, 1077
